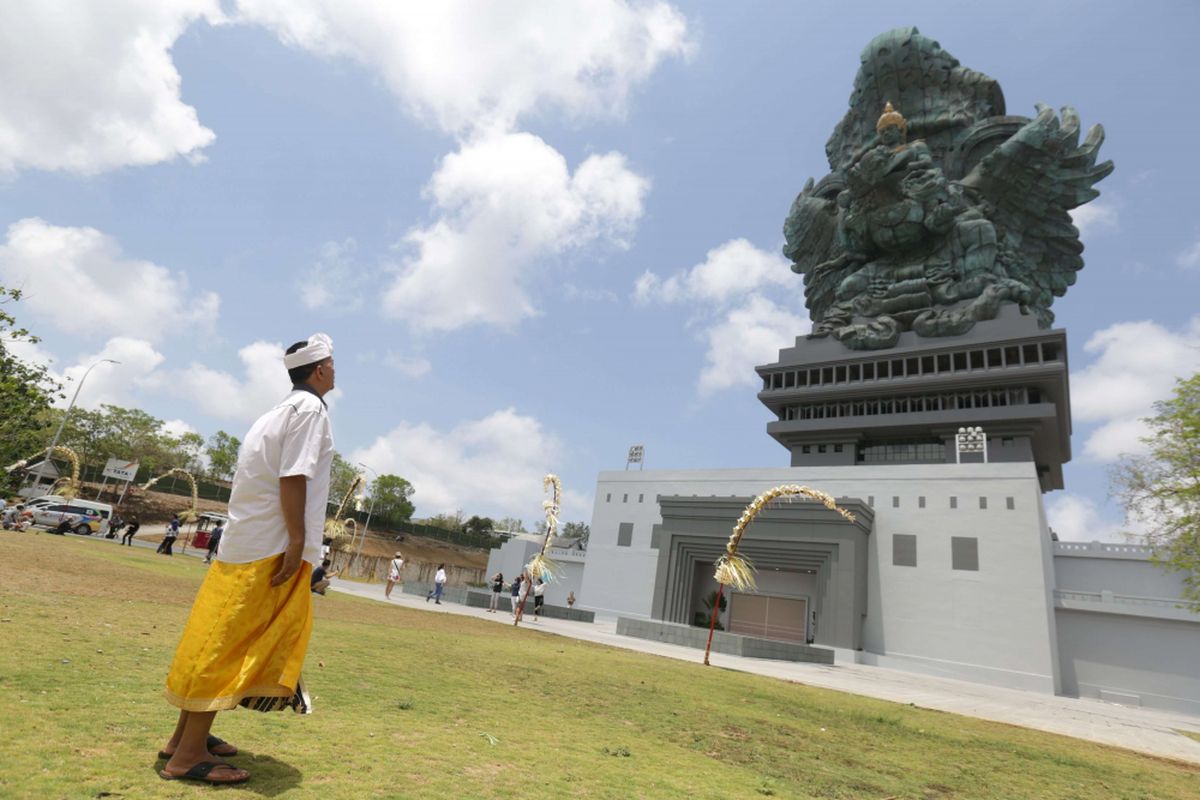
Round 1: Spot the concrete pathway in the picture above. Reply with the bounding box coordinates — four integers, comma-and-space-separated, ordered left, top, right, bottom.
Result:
327, 578, 1200, 766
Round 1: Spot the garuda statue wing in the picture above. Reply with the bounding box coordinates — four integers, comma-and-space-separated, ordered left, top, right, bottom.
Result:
959, 104, 1114, 321
783, 176, 846, 325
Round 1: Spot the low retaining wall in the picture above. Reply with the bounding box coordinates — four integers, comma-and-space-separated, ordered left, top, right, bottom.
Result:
464, 590, 594, 622
616, 617, 834, 664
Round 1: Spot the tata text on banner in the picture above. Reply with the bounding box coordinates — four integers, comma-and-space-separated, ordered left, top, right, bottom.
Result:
103, 459, 139, 482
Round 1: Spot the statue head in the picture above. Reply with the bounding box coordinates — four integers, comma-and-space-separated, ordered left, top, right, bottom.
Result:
876, 101, 907, 147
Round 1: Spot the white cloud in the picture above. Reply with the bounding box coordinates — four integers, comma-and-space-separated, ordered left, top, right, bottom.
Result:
1069, 200, 1118, 237
699, 296, 808, 395
0, 218, 220, 344
1045, 493, 1130, 543
635, 238, 795, 306
380, 353, 432, 379
4, 336, 165, 411
1071, 317, 1200, 461
0, 0, 220, 174
299, 238, 366, 312
160, 418, 198, 439
1177, 239, 1200, 271
234, 0, 690, 134
156, 340, 292, 423
637, 239, 807, 394
351, 408, 587, 519
383, 131, 648, 331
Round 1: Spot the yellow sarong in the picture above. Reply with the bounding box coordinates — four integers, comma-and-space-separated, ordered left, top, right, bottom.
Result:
165, 555, 313, 712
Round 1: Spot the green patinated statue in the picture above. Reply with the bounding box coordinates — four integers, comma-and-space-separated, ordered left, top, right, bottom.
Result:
785, 27, 1113, 350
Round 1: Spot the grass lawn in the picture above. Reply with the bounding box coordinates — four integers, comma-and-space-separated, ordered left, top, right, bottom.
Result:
1, 533, 1197, 799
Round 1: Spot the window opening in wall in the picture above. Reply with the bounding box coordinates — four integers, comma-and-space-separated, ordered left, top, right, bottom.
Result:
1006, 497, 1014, 510
921, 355, 935, 373
1042, 341, 1060, 361
891, 359, 905, 377
802, 445, 811, 454
638, 494, 644, 503
937, 353, 951, 372
822, 367, 834, 383
1004, 345, 1020, 365
979, 496, 988, 510
817, 445, 827, 453
606, 493, 611, 502
863, 362, 876, 380
893, 534, 917, 567
849, 364, 861, 381
1001, 436, 1013, 446
868, 496, 874, 507
857, 439, 945, 463
953, 351, 967, 371
952, 536, 979, 571
834, 444, 843, 453
785, 372, 795, 388
987, 348, 1003, 368
617, 523, 633, 547
918, 496, 926, 508
949, 496, 958, 509
892, 496, 900, 508
1023, 344, 1039, 363
810, 369, 821, 386
623, 494, 628, 503
969, 350, 984, 369
835, 366, 847, 382
1029, 388, 1042, 403
906, 357, 919, 375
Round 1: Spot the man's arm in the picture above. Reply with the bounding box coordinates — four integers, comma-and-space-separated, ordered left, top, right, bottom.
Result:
272, 474, 307, 586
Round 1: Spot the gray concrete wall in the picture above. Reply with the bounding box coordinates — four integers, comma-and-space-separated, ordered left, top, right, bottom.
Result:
582, 463, 1060, 693
484, 536, 586, 608
1052, 542, 1200, 714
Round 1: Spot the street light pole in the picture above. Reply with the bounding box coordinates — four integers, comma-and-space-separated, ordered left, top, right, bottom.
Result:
354, 462, 377, 566
39, 358, 119, 486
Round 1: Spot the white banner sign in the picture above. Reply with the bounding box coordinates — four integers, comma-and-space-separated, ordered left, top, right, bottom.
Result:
102, 458, 139, 482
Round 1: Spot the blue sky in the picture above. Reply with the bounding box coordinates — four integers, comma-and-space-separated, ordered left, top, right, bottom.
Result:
1, 1, 1197, 536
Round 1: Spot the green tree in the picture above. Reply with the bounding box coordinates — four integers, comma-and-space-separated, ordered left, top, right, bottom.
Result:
206, 431, 241, 481
174, 431, 207, 474
372, 474, 415, 523
1111, 372, 1200, 610
0, 286, 62, 487
463, 515, 494, 536
329, 452, 360, 511
494, 516, 527, 533
561, 521, 590, 547
423, 510, 465, 532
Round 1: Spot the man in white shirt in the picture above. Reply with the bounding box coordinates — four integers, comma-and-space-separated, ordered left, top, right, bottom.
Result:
158, 333, 336, 785
426, 563, 447, 604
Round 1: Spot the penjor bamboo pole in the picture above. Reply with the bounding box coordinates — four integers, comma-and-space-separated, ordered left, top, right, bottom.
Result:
702, 484, 855, 666
514, 474, 561, 626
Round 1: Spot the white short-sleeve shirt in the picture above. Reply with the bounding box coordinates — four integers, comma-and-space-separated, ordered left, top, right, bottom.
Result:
217, 387, 334, 566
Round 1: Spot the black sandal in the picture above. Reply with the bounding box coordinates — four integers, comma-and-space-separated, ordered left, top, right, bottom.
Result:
159, 761, 248, 784
157, 734, 237, 760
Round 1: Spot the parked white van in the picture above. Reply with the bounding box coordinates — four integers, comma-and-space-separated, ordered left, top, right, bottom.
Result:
31, 499, 115, 535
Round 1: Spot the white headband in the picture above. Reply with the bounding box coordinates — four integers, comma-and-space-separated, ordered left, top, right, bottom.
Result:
283, 332, 333, 370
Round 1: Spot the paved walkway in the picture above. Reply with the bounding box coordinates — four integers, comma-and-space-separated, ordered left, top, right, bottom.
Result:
326, 578, 1200, 766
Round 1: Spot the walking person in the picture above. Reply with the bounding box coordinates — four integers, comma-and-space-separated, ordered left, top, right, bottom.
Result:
385, 552, 404, 599
509, 574, 523, 619
205, 521, 225, 564
158, 514, 181, 555
426, 563, 447, 604
121, 514, 141, 546
157, 333, 336, 785
532, 578, 546, 621
488, 572, 503, 612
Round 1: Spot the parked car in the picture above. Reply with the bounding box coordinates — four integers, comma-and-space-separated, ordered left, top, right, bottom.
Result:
31, 500, 114, 535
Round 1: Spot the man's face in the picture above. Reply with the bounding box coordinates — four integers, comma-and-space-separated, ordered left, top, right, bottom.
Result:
312, 357, 336, 396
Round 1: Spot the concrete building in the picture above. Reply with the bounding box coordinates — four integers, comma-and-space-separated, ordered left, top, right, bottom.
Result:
558, 309, 1200, 715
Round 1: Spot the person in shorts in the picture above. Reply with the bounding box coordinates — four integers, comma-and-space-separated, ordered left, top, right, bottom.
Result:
385, 552, 404, 599
488, 572, 503, 612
